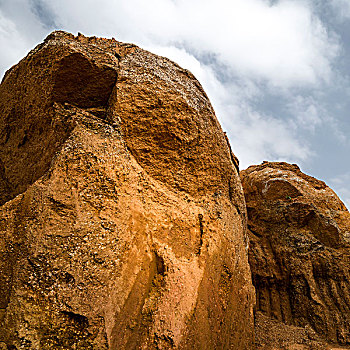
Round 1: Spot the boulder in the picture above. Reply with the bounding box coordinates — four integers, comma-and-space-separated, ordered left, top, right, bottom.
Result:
0, 31, 254, 349
241, 162, 350, 347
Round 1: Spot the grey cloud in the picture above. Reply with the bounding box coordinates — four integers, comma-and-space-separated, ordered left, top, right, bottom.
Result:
29, 0, 57, 29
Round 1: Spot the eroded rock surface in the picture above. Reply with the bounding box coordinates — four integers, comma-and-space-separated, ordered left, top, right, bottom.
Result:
0, 31, 254, 349
241, 162, 350, 348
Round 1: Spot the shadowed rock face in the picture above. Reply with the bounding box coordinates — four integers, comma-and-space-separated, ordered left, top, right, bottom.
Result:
0, 31, 254, 349
241, 162, 350, 347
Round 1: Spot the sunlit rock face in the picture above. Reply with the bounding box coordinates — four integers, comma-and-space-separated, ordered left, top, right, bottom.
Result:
0, 31, 255, 349
241, 161, 350, 347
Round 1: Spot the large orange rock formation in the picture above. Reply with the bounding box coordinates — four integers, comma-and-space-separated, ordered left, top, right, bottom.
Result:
0, 31, 254, 349
241, 162, 350, 349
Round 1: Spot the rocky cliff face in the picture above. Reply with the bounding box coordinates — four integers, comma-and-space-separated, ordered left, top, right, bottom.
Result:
0, 31, 255, 349
241, 162, 350, 348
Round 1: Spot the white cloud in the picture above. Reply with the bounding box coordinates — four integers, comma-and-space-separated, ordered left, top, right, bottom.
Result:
0, 10, 31, 75
40, 0, 339, 89
285, 93, 348, 144
288, 96, 324, 132
218, 102, 313, 169
0, 12, 20, 70
0, 1, 48, 75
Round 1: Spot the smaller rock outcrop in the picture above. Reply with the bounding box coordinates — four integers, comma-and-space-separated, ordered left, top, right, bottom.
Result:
241, 162, 350, 347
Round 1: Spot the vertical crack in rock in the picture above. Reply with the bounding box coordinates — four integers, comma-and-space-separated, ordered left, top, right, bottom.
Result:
224, 132, 239, 173
196, 214, 204, 256
154, 250, 167, 277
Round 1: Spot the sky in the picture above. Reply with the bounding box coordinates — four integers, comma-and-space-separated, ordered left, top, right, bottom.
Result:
0, 0, 349, 208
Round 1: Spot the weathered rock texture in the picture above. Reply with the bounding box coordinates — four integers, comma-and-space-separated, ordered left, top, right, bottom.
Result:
0, 31, 255, 349
254, 311, 330, 350
241, 162, 350, 348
